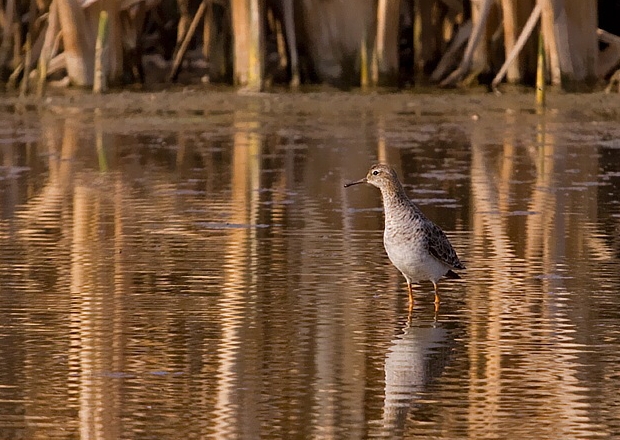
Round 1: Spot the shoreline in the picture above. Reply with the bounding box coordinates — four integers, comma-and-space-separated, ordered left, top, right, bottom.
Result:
3, 87, 620, 126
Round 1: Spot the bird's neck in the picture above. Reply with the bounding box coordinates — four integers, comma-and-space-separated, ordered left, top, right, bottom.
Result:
380, 181, 421, 220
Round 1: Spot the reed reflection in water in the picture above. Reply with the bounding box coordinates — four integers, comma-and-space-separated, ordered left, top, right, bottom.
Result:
0, 100, 619, 439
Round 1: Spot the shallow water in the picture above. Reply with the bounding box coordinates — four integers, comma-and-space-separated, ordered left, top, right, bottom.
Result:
1, 94, 620, 439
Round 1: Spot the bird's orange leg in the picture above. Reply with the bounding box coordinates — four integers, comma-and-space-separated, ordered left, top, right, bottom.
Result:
407, 282, 414, 311
432, 282, 441, 312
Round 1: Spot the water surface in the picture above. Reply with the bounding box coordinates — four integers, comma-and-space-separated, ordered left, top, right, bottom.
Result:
1, 93, 620, 439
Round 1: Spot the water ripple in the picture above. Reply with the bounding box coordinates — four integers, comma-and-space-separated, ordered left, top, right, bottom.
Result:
0, 99, 619, 439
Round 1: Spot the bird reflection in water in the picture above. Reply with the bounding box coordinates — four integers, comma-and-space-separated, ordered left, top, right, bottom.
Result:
380, 311, 455, 435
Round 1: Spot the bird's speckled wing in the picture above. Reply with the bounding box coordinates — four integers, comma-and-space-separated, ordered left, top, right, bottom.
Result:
424, 221, 465, 269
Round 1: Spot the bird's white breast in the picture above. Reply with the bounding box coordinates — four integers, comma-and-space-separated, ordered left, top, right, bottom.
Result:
383, 231, 448, 283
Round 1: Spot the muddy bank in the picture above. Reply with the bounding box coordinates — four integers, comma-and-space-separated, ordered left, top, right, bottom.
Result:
3, 87, 620, 132
2, 88, 618, 120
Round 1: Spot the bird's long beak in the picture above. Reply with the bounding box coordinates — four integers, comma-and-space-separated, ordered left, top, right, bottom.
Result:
344, 177, 367, 188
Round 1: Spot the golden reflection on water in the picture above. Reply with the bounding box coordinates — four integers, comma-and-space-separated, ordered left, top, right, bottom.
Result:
464, 112, 608, 438
0, 101, 619, 439
213, 112, 262, 438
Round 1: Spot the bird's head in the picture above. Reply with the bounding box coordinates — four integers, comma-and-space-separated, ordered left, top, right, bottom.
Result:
344, 164, 399, 190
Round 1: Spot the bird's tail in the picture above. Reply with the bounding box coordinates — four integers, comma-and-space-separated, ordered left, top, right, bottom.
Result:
445, 270, 461, 279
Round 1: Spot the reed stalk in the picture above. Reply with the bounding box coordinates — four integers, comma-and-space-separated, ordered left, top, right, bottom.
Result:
93, 10, 109, 94
536, 31, 545, 108
19, 33, 32, 96
360, 32, 368, 88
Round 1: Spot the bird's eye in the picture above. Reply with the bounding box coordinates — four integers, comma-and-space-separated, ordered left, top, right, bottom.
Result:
372, 170, 379, 176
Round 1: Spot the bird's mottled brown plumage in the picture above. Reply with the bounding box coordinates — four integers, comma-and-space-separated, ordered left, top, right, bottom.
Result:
344, 163, 465, 308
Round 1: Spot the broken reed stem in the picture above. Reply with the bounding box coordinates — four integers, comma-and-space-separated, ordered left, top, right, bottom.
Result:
168, 0, 207, 82
7, 62, 23, 89
536, 31, 545, 108
93, 10, 109, 94
491, 1, 542, 93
